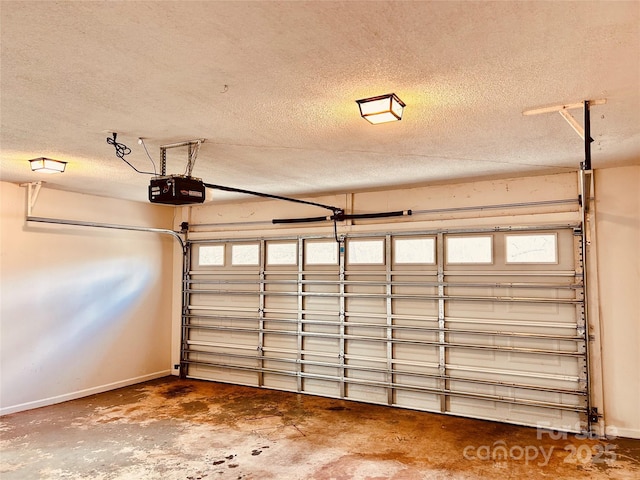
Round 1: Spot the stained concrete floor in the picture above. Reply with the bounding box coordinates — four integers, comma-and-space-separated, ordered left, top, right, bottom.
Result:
1, 377, 639, 480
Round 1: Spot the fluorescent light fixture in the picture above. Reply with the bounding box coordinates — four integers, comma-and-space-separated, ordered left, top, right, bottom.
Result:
29, 157, 67, 174
356, 93, 405, 124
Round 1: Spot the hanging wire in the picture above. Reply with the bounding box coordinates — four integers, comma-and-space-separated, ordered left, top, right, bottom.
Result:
106, 133, 155, 175
139, 138, 158, 176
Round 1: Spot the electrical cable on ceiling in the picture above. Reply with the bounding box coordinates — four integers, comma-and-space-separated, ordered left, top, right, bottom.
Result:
138, 138, 158, 176
106, 132, 130, 159
107, 133, 155, 175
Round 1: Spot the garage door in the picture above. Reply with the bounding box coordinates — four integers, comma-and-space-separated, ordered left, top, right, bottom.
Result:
182, 224, 589, 432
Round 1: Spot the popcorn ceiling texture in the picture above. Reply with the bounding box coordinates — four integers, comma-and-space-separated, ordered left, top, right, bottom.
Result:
1, 1, 638, 202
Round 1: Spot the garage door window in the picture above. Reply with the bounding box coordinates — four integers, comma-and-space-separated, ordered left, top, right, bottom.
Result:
505, 233, 557, 264
394, 237, 435, 264
446, 235, 493, 264
231, 244, 260, 266
198, 245, 225, 266
347, 239, 385, 265
267, 242, 298, 265
305, 241, 339, 265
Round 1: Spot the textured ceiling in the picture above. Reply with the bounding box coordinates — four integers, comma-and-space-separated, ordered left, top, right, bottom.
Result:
1, 1, 639, 204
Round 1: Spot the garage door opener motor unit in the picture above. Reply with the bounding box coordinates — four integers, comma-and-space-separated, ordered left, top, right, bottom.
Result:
149, 175, 205, 205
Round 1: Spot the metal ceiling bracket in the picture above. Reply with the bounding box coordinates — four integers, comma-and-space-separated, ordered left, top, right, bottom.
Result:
19, 181, 43, 217
159, 139, 205, 177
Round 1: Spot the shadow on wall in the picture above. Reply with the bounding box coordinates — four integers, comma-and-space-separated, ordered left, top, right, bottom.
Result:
0, 258, 153, 408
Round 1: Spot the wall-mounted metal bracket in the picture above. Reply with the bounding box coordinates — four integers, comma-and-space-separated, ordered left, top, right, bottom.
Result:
19, 181, 43, 217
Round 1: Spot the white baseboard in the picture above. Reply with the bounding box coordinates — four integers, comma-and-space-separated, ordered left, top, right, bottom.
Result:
609, 426, 640, 440
0, 370, 171, 416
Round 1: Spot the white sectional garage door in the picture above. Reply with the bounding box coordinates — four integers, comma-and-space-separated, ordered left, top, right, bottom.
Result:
182, 224, 589, 432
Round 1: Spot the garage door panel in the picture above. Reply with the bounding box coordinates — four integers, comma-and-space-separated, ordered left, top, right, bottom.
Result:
303, 363, 340, 377
184, 225, 589, 432
191, 328, 258, 345
449, 366, 580, 393
345, 339, 386, 358
305, 312, 340, 321
393, 328, 437, 342
304, 296, 339, 313
504, 350, 567, 369
263, 373, 298, 391
506, 301, 573, 320
303, 336, 338, 354
505, 407, 580, 431
303, 378, 340, 397
393, 343, 439, 364
190, 349, 258, 368
392, 299, 438, 316
395, 389, 441, 411
449, 381, 498, 403
446, 299, 496, 314
448, 397, 499, 419
305, 279, 339, 294
304, 323, 340, 335
189, 363, 259, 387
262, 356, 295, 371
446, 319, 577, 336
346, 383, 388, 404
345, 297, 386, 314
264, 280, 296, 292
263, 333, 297, 350
346, 284, 386, 295
264, 296, 297, 310
448, 346, 497, 364
263, 319, 296, 332
393, 373, 439, 390
449, 349, 570, 373
190, 296, 259, 310
345, 325, 385, 339
346, 367, 386, 383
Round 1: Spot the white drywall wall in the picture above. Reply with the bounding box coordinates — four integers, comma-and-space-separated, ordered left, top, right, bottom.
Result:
594, 166, 640, 439
0, 182, 176, 414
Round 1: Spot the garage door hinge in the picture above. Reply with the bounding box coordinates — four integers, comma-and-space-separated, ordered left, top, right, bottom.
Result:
589, 407, 600, 423
573, 226, 582, 236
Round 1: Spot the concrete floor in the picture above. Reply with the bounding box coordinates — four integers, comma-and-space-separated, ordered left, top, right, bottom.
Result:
1, 377, 639, 480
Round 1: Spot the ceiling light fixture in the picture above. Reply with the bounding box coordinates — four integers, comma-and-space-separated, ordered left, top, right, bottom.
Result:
356, 93, 405, 124
29, 157, 67, 174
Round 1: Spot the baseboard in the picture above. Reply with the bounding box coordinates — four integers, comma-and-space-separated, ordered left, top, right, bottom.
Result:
609, 426, 640, 440
0, 370, 171, 416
